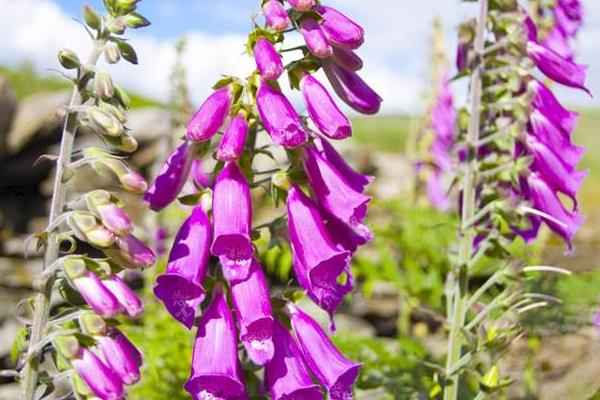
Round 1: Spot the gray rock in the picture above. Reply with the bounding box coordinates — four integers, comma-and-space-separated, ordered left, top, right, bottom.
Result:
0, 77, 17, 156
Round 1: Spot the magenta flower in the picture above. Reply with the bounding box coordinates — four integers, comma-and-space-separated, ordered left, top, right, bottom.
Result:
96, 203, 132, 236
187, 87, 232, 142
426, 171, 451, 211
315, 5, 364, 50
256, 80, 308, 147
107, 233, 156, 269
300, 18, 333, 59
322, 60, 382, 115
527, 173, 584, 250
288, 303, 361, 400
303, 146, 371, 239
302, 74, 351, 140
558, 0, 583, 22
326, 214, 370, 255
528, 109, 585, 170
543, 27, 573, 60
96, 328, 142, 385
287, 185, 351, 321
211, 162, 253, 281
253, 37, 284, 81
184, 287, 246, 399
72, 347, 124, 400
102, 274, 143, 318
144, 142, 194, 211
527, 40, 589, 93
229, 258, 274, 365
312, 134, 372, 193
264, 321, 323, 400
71, 271, 122, 318
217, 112, 249, 162
331, 46, 363, 71
263, 0, 290, 32
286, 0, 314, 12
154, 206, 211, 329
529, 79, 579, 134
554, 4, 581, 37
191, 159, 213, 188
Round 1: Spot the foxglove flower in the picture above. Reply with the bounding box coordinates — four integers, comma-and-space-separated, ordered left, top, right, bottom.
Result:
264, 321, 322, 400
527, 173, 584, 250
300, 18, 333, 59
326, 215, 369, 255
526, 40, 589, 93
263, 0, 290, 31
529, 79, 579, 134
144, 142, 194, 211
211, 162, 253, 281
323, 60, 382, 114
286, 0, 314, 12
102, 274, 143, 318
96, 328, 142, 385
426, 171, 452, 211
191, 159, 212, 188
187, 87, 232, 142
330, 46, 363, 71
184, 287, 246, 399
312, 134, 372, 193
254, 37, 284, 81
256, 81, 308, 147
554, 4, 581, 37
543, 27, 573, 60
155, 206, 211, 329
287, 185, 351, 320
107, 233, 156, 269
217, 112, 249, 161
302, 74, 351, 140
315, 5, 364, 50
229, 258, 274, 365
72, 347, 124, 400
95, 203, 132, 236
303, 146, 371, 239
288, 303, 361, 400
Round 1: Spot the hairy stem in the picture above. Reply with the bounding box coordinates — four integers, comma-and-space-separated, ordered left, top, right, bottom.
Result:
443, 1, 488, 399
20, 39, 106, 400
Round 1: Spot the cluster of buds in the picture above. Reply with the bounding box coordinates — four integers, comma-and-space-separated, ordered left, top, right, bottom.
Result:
17, 1, 155, 399
146, 0, 381, 398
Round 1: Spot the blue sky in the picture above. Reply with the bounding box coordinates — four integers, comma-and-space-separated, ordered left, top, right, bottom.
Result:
0, 0, 598, 113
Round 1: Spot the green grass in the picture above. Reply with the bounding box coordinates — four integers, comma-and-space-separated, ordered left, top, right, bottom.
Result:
351, 115, 413, 153
0, 63, 162, 108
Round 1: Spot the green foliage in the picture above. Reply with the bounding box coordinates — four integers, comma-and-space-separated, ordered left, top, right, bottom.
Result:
351, 116, 413, 153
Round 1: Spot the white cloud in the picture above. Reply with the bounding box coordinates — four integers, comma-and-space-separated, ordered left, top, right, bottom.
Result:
0, 0, 597, 114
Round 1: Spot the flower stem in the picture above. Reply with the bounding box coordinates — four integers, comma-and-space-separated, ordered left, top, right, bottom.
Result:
443, 1, 488, 399
20, 39, 106, 400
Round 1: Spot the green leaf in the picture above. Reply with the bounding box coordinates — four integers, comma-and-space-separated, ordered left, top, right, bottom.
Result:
115, 39, 138, 64
11, 326, 29, 365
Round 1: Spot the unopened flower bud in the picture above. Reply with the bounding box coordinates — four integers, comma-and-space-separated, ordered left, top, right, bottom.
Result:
200, 189, 213, 214
272, 171, 291, 190
114, 85, 131, 109
100, 102, 126, 123
286, 0, 314, 12
94, 71, 115, 99
88, 108, 124, 137
83, 5, 101, 30
122, 12, 150, 28
104, 44, 121, 64
263, 0, 290, 31
58, 49, 80, 70
300, 18, 333, 59
69, 211, 116, 248
106, 17, 126, 34
80, 312, 107, 336
105, 234, 155, 269
254, 37, 284, 81
115, 0, 140, 14
63, 257, 88, 280
54, 335, 80, 360
96, 203, 132, 236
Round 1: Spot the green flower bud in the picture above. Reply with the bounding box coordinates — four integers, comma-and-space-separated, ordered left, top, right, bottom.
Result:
83, 5, 102, 30
104, 43, 121, 64
86, 226, 116, 248
116, 40, 138, 64
86, 189, 112, 210
58, 49, 80, 70
105, 17, 126, 34
80, 312, 107, 336
113, 85, 131, 109
272, 171, 291, 190
68, 211, 116, 248
63, 256, 88, 280
122, 12, 150, 28
115, 0, 140, 14
99, 101, 126, 123
105, 133, 138, 153
94, 71, 115, 100
88, 108, 124, 137
54, 335, 80, 360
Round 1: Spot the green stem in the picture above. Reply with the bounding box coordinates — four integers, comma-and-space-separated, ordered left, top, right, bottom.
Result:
20, 39, 106, 400
443, 1, 488, 399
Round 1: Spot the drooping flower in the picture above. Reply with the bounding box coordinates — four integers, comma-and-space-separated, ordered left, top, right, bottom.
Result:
211, 162, 253, 281
93, 202, 132, 237
256, 80, 308, 147
184, 286, 246, 399
190, 159, 213, 189
263, 0, 290, 31
286, 0, 314, 12
315, 5, 364, 50
253, 37, 284, 81
303, 145, 371, 239
300, 18, 333, 59
302, 74, 351, 140
217, 112, 250, 162
102, 274, 143, 318
187, 87, 232, 142
330, 46, 363, 71
96, 327, 142, 385
229, 258, 274, 365
144, 142, 194, 211
287, 303, 361, 400
72, 347, 124, 400
106, 233, 156, 269
264, 321, 323, 400
154, 206, 211, 329
322, 60, 382, 115
543, 27, 573, 60
287, 185, 351, 321
528, 79, 579, 134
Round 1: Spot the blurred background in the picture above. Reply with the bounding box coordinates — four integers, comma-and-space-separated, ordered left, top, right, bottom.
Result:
0, 0, 599, 399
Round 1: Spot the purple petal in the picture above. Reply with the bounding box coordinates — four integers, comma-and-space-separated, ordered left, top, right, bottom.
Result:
315, 5, 364, 50
300, 18, 333, 59
187, 87, 232, 142
72, 348, 124, 400
217, 113, 249, 162
102, 274, 143, 318
302, 74, 352, 140
322, 60, 382, 115
254, 37, 284, 81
